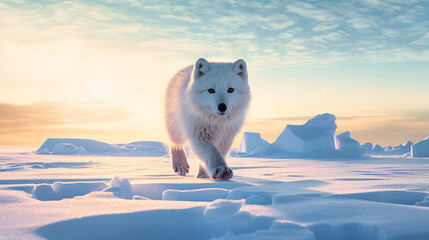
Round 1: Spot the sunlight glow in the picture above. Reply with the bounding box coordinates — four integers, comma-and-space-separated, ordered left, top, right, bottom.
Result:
0, 1, 428, 147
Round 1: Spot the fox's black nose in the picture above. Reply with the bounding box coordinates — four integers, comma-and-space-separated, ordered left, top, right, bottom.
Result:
218, 103, 227, 113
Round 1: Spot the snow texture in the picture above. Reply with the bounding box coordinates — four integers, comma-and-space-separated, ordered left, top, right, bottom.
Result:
0, 148, 428, 240
163, 188, 229, 201
33, 182, 108, 201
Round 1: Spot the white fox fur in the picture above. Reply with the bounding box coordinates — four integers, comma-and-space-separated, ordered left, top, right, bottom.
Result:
164, 58, 250, 180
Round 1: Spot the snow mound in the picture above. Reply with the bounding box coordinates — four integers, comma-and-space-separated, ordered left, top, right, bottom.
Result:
37, 199, 274, 240
204, 199, 274, 237
244, 194, 271, 205
231, 132, 270, 156
330, 190, 428, 205
411, 137, 429, 157
213, 220, 315, 240
415, 194, 429, 207
272, 113, 337, 155
33, 182, 108, 201
335, 131, 364, 157
36, 138, 167, 156
101, 176, 134, 199
204, 199, 245, 221
108, 175, 132, 192
162, 188, 229, 201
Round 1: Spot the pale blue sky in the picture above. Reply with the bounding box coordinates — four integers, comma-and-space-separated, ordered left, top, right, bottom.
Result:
0, 0, 428, 146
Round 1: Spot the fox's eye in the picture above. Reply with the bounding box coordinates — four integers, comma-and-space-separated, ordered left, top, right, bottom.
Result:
208, 88, 215, 94
227, 88, 234, 93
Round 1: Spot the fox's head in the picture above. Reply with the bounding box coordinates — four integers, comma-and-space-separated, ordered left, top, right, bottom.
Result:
188, 58, 250, 118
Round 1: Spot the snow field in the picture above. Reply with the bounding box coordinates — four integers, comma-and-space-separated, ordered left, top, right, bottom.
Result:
1, 149, 428, 240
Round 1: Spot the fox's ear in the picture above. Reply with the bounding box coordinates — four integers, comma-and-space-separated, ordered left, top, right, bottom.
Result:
232, 59, 247, 80
194, 58, 210, 79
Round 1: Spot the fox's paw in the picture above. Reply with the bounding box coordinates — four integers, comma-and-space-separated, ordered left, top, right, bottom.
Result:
172, 147, 189, 176
211, 166, 233, 180
173, 159, 189, 176
173, 160, 189, 176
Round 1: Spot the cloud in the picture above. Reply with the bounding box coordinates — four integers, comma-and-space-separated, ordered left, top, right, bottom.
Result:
346, 18, 375, 30
1, 0, 428, 147
320, 32, 344, 42
162, 14, 201, 23
285, 2, 335, 21
411, 32, 429, 46
312, 23, 339, 32
260, 14, 295, 31
1, 0, 427, 68
382, 28, 400, 37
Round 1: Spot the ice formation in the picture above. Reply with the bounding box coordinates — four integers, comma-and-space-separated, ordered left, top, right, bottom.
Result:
392, 141, 413, 154
372, 144, 383, 152
233, 132, 270, 156
362, 143, 373, 153
272, 113, 337, 155
36, 138, 167, 156
51, 143, 86, 155
335, 131, 364, 157
37, 138, 123, 154
411, 137, 429, 157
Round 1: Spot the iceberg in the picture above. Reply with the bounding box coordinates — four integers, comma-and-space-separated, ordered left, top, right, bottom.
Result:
272, 113, 337, 155
335, 131, 364, 157
37, 138, 123, 154
392, 141, 413, 154
51, 143, 86, 155
236, 132, 270, 156
362, 143, 373, 153
36, 138, 167, 156
372, 144, 383, 152
411, 137, 429, 157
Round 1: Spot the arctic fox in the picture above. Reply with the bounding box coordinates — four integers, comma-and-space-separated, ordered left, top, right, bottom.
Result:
164, 58, 250, 180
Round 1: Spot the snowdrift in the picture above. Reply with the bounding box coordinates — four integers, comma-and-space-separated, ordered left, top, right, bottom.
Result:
1, 153, 428, 240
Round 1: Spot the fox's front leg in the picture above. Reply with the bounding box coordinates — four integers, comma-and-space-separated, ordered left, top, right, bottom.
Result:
191, 139, 233, 180
171, 146, 189, 176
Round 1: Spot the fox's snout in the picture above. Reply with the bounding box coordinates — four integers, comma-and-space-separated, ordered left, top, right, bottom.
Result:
217, 103, 227, 113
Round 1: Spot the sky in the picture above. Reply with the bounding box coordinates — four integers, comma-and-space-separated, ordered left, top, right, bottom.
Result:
0, 0, 428, 148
